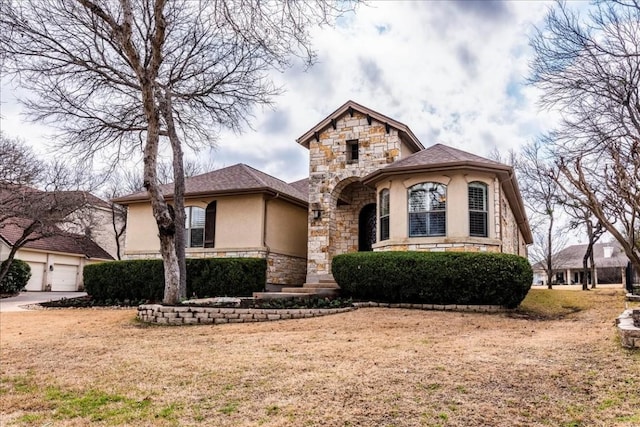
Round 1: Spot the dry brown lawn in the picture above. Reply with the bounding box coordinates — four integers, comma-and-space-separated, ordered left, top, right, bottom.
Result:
1, 289, 639, 427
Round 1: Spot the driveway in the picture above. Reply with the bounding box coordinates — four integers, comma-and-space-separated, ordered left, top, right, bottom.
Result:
0, 291, 87, 312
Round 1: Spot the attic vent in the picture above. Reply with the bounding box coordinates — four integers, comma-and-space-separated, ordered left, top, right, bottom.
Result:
603, 246, 613, 258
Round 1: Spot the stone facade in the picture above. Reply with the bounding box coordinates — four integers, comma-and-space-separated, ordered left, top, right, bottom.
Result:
500, 192, 527, 257
307, 111, 404, 282
126, 249, 305, 287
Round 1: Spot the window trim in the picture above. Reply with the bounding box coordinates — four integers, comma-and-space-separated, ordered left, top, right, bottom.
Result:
468, 181, 488, 238
408, 182, 447, 237
379, 188, 390, 241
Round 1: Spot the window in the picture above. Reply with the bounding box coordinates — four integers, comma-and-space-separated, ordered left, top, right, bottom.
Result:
185, 206, 205, 248
346, 139, 359, 163
468, 182, 488, 237
408, 183, 446, 237
379, 189, 390, 241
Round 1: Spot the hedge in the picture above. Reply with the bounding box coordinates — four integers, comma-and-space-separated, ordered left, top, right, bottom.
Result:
332, 251, 533, 308
0, 259, 31, 295
83, 258, 266, 301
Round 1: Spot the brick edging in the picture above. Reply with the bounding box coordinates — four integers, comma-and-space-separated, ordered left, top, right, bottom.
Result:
137, 304, 355, 325
352, 301, 509, 312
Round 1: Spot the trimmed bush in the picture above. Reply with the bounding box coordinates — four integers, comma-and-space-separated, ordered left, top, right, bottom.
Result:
84, 258, 266, 302
332, 251, 533, 308
0, 259, 31, 295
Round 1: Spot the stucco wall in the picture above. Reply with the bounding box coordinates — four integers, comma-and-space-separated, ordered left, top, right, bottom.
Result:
265, 198, 307, 257
60, 205, 124, 260
124, 194, 265, 254
372, 170, 523, 256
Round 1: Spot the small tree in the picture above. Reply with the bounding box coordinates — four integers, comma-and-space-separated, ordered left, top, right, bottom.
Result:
530, 1, 640, 274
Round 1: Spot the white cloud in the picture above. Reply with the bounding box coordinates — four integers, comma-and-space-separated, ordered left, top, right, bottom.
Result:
0, 0, 558, 183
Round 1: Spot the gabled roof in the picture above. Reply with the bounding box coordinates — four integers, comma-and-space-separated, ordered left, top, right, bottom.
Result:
0, 218, 113, 260
296, 100, 424, 152
363, 143, 533, 245
532, 242, 629, 270
112, 164, 308, 206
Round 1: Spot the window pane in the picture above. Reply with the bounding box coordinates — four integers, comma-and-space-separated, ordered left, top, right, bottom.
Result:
380, 190, 389, 216
380, 216, 390, 241
409, 189, 427, 212
190, 207, 205, 228
190, 228, 204, 248
429, 212, 446, 236
409, 213, 427, 236
469, 211, 487, 237
468, 185, 486, 211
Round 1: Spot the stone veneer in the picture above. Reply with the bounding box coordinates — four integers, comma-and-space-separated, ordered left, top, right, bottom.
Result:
500, 191, 527, 257
126, 249, 306, 286
374, 242, 501, 253
307, 111, 404, 282
616, 309, 640, 349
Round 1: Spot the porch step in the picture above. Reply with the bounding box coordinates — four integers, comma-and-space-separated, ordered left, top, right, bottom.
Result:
252, 292, 313, 300
302, 282, 340, 289
281, 287, 339, 297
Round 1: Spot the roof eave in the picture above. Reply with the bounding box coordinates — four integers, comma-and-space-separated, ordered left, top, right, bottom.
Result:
362, 161, 512, 185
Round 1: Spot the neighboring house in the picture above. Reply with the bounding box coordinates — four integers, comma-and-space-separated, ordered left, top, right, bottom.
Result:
115, 100, 533, 290
0, 218, 113, 291
532, 242, 633, 287
57, 191, 126, 260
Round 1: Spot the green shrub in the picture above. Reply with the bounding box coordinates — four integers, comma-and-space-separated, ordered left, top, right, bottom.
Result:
83, 258, 266, 302
0, 259, 31, 295
332, 251, 533, 308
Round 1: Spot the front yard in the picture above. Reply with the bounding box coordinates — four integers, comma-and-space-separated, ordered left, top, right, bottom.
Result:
1, 289, 639, 426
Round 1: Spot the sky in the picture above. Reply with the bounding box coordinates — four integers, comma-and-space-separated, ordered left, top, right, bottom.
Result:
0, 0, 560, 185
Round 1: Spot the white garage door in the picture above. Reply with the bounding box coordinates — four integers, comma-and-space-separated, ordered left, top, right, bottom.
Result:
51, 264, 79, 292
25, 262, 45, 291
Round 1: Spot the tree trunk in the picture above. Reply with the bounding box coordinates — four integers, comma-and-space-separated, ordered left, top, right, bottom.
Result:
161, 88, 187, 300
546, 212, 554, 289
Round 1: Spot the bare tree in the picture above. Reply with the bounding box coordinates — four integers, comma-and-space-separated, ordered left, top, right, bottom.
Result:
0, 0, 352, 303
0, 137, 97, 283
515, 140, 563, 289
530, 0, 640, 275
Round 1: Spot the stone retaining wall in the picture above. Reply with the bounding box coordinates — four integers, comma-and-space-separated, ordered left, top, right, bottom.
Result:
138, 304, 354, 325
353, 302, 508, 312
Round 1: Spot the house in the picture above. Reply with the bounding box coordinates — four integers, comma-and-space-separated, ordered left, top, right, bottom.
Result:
532, 241, 633, 287
0, 188, 118, 291
114, 100, 533, 291
0, 218, 113, 291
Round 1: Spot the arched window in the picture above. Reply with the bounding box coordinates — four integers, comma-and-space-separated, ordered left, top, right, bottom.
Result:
185, 206, 205, 247
468, 182, 488, 237
408, 183, 446, 237
379, 189, 390, 241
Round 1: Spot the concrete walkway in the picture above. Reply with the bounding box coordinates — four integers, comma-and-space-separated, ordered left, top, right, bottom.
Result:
0, 291, 87, 312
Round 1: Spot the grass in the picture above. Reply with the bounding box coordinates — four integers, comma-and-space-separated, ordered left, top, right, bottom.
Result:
1, 288, 639, 426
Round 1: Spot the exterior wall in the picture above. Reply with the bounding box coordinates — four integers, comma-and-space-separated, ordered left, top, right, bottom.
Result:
124, 194, 307, 287
372, 170, 511, 254
265, 198, 307, 257
307, 111, 405, 281
124, 194, 264, 254
500, 190, 527, 257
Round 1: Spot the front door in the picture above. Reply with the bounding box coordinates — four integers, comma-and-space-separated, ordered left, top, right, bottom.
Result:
358, 203, 376, 251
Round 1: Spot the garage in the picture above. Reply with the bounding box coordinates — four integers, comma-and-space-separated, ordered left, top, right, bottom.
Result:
25, 262, 45, 291
51, 264, 79, 292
